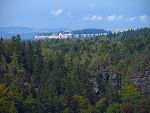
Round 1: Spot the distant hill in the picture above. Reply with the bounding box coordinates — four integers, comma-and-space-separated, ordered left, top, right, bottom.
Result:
0, 27, 37, 40
71, 29, 111, 34
0, 27, 111, 40
0, 27, 67, 40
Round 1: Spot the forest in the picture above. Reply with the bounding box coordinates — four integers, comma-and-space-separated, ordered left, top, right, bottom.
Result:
0, 28, 150, 113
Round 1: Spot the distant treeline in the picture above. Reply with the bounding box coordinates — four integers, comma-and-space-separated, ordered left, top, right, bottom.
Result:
71, 29, 111, 34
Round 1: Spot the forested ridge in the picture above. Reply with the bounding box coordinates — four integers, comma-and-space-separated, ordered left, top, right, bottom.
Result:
0, 28, 150, 113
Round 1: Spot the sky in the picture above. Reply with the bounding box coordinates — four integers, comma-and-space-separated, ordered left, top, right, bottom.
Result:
0, 0, 150, 31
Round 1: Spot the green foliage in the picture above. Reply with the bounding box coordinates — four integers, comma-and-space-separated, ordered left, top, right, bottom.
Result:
72, 95, 94, 113
133, 98, 150, 113
0, 28, 150, 113
118, 85, 141, 103
0, 84, 9, 113
96, 97, 108, 113
9, 102, 18, 113
106, 103, 124, 113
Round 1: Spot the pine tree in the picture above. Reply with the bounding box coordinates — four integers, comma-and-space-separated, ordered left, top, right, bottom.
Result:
9, 102, 18, 113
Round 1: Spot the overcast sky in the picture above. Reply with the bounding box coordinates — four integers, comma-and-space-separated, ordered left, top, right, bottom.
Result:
0, 0, 150, 30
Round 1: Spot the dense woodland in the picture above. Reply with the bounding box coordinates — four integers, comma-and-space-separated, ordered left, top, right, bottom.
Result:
0, 28, 150, 113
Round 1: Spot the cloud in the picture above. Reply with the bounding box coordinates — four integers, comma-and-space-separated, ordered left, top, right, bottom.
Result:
82, 14, 150, 24
126, 17, 137, 22
126, 15, 150, 23
51, 9, 63, 16
138, 15, 150, 23
106, 15, 122, 22
83, 15, 103, 21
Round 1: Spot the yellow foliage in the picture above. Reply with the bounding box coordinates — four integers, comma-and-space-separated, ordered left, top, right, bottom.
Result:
0, 84, 7, 97
73, 95, 87, 106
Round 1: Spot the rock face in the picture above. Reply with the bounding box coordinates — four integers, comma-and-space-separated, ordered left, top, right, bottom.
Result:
89, 68, 121, 94
131, 67, 150, 96
110, 74, 122, 92
89, 70, 100, 94
89, 67, 150, 96
89, 69, 122, 105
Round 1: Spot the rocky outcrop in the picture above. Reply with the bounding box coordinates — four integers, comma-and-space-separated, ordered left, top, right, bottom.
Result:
89, 70, 100, 94
89, 67, 150, 96
89, 68, 109, 94
110, 74, 122, 91
131, 67, 150, 96
89, 68, 121, 94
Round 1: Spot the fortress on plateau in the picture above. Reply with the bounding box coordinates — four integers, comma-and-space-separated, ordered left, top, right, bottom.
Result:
34, 29, 110, 39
